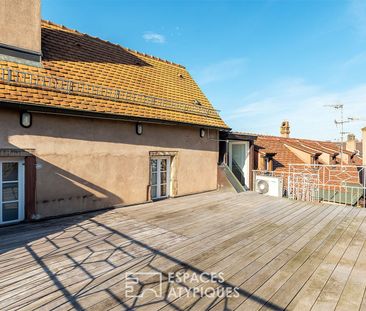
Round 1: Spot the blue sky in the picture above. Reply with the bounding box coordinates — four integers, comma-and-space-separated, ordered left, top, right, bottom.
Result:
42, 0, 366, 141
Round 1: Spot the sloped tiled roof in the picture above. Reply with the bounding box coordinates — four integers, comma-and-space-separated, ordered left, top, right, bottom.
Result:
0, 21, 228, 129
255, 136, 303, 171
254, 134, 363, 171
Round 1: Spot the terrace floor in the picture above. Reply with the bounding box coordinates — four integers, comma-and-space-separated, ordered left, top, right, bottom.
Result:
1, 191, 366, 310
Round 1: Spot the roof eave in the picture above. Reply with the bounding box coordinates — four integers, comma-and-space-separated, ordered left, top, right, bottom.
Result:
220, 131, 257, 141
0, 100, 230, 130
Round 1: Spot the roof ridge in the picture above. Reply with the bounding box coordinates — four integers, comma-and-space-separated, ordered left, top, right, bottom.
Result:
247, 132, 335, 143
41, 20, 186, 69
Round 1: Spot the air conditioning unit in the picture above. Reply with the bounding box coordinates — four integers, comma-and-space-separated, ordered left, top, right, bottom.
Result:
255, 175, 283, 197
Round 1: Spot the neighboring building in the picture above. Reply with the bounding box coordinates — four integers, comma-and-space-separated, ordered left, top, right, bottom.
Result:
340, 133, 363, 158
252, 126, 365, 206
219, 121, 365, 195
254, 121, 363, 174
0, 0, 228, 224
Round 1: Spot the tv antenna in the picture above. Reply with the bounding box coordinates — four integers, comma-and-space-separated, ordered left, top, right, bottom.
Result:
324, 103, 357, 163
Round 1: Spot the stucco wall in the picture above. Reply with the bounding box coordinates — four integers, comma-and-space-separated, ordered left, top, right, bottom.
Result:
0, 0, 41, 52
0, 108, 219, 218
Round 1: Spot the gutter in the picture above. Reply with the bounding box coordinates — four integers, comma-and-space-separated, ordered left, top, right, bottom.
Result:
0, 100, 230, 131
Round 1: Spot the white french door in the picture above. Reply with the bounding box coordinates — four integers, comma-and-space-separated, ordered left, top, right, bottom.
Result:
0, 159, 25, 224
150, 157, 170, 200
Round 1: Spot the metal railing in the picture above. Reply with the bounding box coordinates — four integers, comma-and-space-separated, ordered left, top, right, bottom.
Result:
253, 165, 366, 207
220, 163, 245, 193
288, 164, 366, 207
0, 67, 220, 118
231, 158, 247, 189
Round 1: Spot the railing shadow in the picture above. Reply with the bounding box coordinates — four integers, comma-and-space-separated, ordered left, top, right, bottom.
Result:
0, 212, 285, 310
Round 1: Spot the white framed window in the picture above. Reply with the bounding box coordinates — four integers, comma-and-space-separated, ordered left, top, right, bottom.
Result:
150, 157, 171, 200
0, 159, 25, 224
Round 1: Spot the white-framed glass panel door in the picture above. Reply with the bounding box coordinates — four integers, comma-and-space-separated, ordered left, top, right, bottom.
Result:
0, 159, 25, 224
229, 142, 249, 189
151, 157, 170, 200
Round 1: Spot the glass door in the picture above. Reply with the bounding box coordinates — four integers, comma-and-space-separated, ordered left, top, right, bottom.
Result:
150, 157, 170, 200
0, 160, 25, 224
229, 142, 249, 188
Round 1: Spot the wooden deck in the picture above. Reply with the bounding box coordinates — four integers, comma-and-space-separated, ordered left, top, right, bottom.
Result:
1, 191, 366, 310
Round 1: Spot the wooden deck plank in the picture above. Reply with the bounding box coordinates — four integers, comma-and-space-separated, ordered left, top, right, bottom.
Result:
79, 201, 336, 310
205, 202, 347, 311
136, 201, 328, 308
335, 239, 366, 310
236, 205, 356, 311
0, 191, 366, 311
279, 208, 364, 310
107, 201, 317, 310
42, 198, 303, 310
311, 212, 366, 311
2, 195, 288, 310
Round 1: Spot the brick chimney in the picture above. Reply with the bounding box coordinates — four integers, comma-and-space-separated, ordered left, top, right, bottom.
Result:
362, 127, 366, 166
346, 133, 356, 152
0, 0, 41, 64
280, 121, 290, 138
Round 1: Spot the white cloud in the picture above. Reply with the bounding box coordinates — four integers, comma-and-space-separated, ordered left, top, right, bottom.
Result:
143, 32, 166, 44
342, 51, 366, 68
348, 0, 366, 37
194, 58, 247, 85
224, 78, 366, 141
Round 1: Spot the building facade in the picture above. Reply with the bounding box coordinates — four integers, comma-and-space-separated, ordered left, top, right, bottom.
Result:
0, 1, 228, 224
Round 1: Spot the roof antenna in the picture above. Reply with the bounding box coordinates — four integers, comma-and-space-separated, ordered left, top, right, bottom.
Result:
324, 103, 357, 164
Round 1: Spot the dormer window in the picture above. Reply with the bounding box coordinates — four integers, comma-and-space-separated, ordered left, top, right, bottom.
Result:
265, 157, 274, 171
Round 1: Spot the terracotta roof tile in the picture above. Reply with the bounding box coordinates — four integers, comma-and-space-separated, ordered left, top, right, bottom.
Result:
0, 21, 228, 129
253, 134, 363, 172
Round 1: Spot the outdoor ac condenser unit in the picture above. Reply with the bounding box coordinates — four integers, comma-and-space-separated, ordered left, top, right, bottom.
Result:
255, 175, 283, 197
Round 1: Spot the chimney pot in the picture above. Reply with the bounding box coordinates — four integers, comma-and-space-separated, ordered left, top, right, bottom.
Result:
346, 133, 357, 152
280, 120, 290, 138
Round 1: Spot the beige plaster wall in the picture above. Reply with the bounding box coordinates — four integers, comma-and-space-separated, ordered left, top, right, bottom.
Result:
0, 0, 41, 52
0, 108, 219, 218
285, 145, 312, 164
318, 153, 331, 165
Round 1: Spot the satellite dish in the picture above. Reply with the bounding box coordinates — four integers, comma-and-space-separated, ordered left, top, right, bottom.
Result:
256, 180, 269, 194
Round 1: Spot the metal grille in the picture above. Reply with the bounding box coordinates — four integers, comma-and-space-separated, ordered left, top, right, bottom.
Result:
287, 171, 319, 202
0, 67, 219, 118
288, 164, 366, 207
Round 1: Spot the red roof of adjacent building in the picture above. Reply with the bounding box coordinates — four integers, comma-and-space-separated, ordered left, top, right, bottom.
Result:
254, 134, 362, 172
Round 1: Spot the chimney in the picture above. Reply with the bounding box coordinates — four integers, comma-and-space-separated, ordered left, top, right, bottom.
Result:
362, 127, 366, 166
346, 133, 356, 152
0, 0, 41, 64
280, 120, 290, 138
